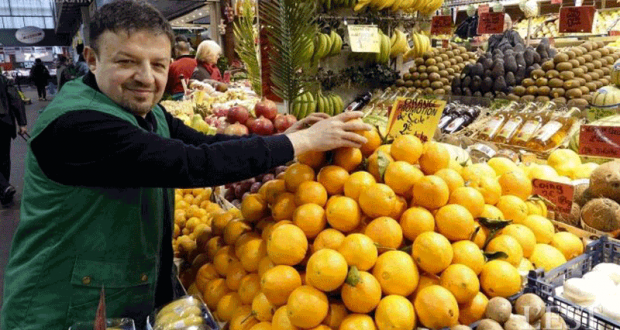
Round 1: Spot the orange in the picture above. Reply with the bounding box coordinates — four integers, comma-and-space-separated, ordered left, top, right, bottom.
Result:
550, 232, 584, 261
284, 163, 315, 192
472, 221, 488, 249
372, 250, 419, 296
242, 194, 268, 222
522, 214, 555, 244
217, 292, 243, 322
252, 292, 276, 322
367, 150, 394, 182
262, 220, 292, 242
359, 183, 397, 218
333, 147, 363, 172
496, 195, 528, 225
485, 235, 524, 266
235, 232, 262, 258
435, 204, 475, 241
439, 264, 480, 304
227, 260, 249, 291
297, 151, 326, 169
238, 273, 261, 304
306, 249, 348, 292
214, 246, 238, 276
364, 216, 403, 251
480, 260, 521, 298
307, 326, 330, 330
412, 175, 449, 210
206, 236, 224, 261
384, 161, 424, 197
293, 204, 327, 239
271, 192, 297, 221
224, 220, 253, 246
498, 171, 533, 201
322, 302, 348, 329
412, 274, 440, 300
413, 285, 459, 330
212, 210, 235, 236
294, 181, 328, 207
239, 238, 267, 273
449, 187, 485, 217
434, 168, 465, 194
286, 285, 329, 328
501, 224, 537, 258
230, 305, 259, 330
338, 233, 378, 271
271, 306, 299, 330
466, 175, 502, 206
389, 195, 408, 220
357, 127, 382, 157
391, 135, 423, 164
344, 171, 376, 202
196, 263, 220, 293
459, 292, 489, 325
325, 196, 362, 233
341, 269, 382, 313
258, 256, 275, 278
339, 314, 376, 330
261, 265, 302, 306
204, 278, 231, 310
267, 224, 308, 266
250, 322, 273, 330
529, 244, 567, 272
412, 232, 453, 274
451, 241, 485, 275
462, 164, 496, 182
480, 204, 505, 220
526, 198, 548, 217
259, 179, 287, 205
312, 229, 345, 252
419, 142, 450, 175
317, 165, 350, 195
375, 295, 416, 330
400, 207, 435, 242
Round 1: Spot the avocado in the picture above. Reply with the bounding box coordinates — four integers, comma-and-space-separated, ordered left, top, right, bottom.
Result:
536, 43, 549, 59
515, 67, 526, 85
491, 61, 505, 79
533, 51, 542, 64
505, 56, 518, 73
524, 49, 535, 67
526, 65, 537, 77
484, 69, 492, 78
494, 76, 508, 93
473, 63, 484, 76
453, 87, 462, 95
483, 57, 494, 70
480, 77, 493, 93
473, 91, 483, 97
505, 72, 516, 87
452, 76, 461, 90
516, 53, 527, 69
484, 92, 495, 99
471, 76, 482, 92
548, 48, 558, 58
462, 76, 472, 88
514, 44, 525, 53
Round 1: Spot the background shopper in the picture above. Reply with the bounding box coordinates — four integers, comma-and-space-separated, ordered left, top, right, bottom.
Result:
166, 35, 197, 100
29, 58, 50, 101
0, 71, 26, 205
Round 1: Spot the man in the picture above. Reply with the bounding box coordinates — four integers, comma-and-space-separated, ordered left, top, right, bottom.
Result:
57, 55, 78, 91
1, 0, 369, 329
75, 43, 90, 76
0, 70, 26, 205
29, 58, 50, 100
166, 35, 197, 100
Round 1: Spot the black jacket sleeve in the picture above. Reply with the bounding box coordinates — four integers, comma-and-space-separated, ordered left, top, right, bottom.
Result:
31, 110, 294, 188
6, 78, 26, 126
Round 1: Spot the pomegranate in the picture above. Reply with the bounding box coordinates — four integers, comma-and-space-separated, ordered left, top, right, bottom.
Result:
224, 122, 249, 136
245, 116, 256, 130
217, 121, 229, 134
227, 105, 250, 124
249, 116, 275, 136
250, 182, 262, 193
213, 107, 229, 117
255, 98, 278, 120
274, 114, 297, 133
262, 173, 275, 183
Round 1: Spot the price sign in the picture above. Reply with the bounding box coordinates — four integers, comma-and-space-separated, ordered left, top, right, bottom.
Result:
610, 31, 620, 36
386, 98, 446, 142
431, 16, 453, 35
478, 4, 489, 14
559, 6, 595, 33
478, 12, 505, 34
579, 125, 620, 159
532, 179, 575, 215
586, 106, 619, 122
551, 0, 561, 4
347, 25, 380, 53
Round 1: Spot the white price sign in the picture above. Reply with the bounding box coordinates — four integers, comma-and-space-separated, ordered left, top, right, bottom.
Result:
347, 25, 380, 53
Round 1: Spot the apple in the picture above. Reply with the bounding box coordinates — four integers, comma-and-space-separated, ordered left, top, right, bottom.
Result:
227, 105, 250, 124
255, 98, 278, 120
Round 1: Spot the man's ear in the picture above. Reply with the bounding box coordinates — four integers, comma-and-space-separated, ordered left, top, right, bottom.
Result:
84, 46, 97, 73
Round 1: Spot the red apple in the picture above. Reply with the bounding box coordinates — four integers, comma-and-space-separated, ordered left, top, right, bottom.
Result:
224, 122, 249, 136
249, 116, 275, 136
227, 105, 250, 124
274, 114, 297, 133
255, 98, 278, 120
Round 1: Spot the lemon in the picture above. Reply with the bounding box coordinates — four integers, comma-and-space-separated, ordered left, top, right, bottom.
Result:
528, 165, 559, 181
571, 163, 599, 180
551, 176, 572, 184
488, 157, 522, 177
547, 149, 581, 177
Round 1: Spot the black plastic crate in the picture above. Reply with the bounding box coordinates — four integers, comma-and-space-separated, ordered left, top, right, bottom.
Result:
526, 236, 620, 330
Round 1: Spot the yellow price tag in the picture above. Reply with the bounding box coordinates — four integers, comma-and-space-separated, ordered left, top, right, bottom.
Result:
386, 98, 446, 142
347, 25, 380, 53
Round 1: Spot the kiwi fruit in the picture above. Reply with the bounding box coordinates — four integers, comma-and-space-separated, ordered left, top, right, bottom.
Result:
549, 78, 564, 88
425, 58, 436, 66
542, 61, 555, 71
436, 88, 446, 95
569, 59, 580, 68
538, 86, 551, 96
446, 68, 455, 75
602, 67, 611, 75
573, 68, 585, 77
486, 297, 512, 323
582, 74, 593, 82
573, 48, 584, 56
556, 62, 573, 72
436, 63, 446, 71
429, 72, 441, 81
589, 72, 600, 80
576, 77, 586, 85
419, 72, 428, 80
580, 86, 590, 95
446, 51, 455, 58
507, 93, 521, 101
424, 87, 434, 94
439, 70, 449, 78
414, 58, 425, 65
521, 95, 536, 103
565, 50, 576, 59
428, 66, 439, 73
404, 80, 414, 87
554, 53, 569, 64
450, 58, 458, 65
421, 79, 430, 88
564, 79, 581, 89
591, 50, 602, 59
583, 42, 593, 52
532, 69, 546, 79
601, 78, 610, 85
413, 80, 422, 87
550, 88, 565, 98
585, 82, 597, 92
536, 96, 551, 103
440, 54, 449, 61
600, 47, 610, 56
594, 69, 605, 77
593, 60, 603, 69
457, 55, 466, 62
527, 86, 539, 95
514, 86, 526, 96
603, 56, 614, 66
567, 98, 588, 107
553, 97, 567, 105
585, 62, 595, 71
431, 81, 444, 89
516, 294, 546, 324
547, 70, 560, 79
575, 57, 585, 66
594, 80, 604, 89
566, 88, 583, 99
522, 78, 535, 87
583, 54, 593, 62
536, 77, 548, 87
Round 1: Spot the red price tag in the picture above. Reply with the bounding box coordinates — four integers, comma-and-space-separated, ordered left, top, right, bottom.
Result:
442, 39, 449, 48
552, 0, 562, 4
579, 125, 620, 159
431, 15, 453, 35
559, 6, 596, 33
478, 4, 489, 14
532, 179, 575, 215
610, 31, 620, 36
478, 12, 505, 34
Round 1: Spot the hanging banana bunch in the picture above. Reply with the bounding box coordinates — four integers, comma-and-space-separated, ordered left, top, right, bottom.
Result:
319, 0, 357, 11
315, 90, 344, 116
291, 91, 317, 119
354, 0, 443, 13
390, 28, 410, 58
403, 31, 430, 62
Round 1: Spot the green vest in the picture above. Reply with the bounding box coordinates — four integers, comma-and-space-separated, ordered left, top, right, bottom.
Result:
1, 78, 173, 329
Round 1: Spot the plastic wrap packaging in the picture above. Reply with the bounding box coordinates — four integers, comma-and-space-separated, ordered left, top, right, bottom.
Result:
151, 296, 218, 330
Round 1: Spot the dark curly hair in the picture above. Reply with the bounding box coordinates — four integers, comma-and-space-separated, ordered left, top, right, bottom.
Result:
89, 0, 174, 54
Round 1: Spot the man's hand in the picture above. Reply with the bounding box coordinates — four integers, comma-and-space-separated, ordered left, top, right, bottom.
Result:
284, 113, 330, 134
18, 126, 27, 135
286, 112, 372, 156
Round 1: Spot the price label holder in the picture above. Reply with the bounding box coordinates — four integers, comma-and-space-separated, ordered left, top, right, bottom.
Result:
552, 0, 561, 4
431, 16, 453, 35
586, 106, 619, 122
386, 98, 446, 142
478, 4, 489, 14
347, 25, 380, 53
478, 12, 505, 35
559, 6, 596, 33
579, 125, 620, 159
532, 179, 575, 215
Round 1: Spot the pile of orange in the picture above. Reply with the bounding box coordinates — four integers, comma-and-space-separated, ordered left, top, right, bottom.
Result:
177, 131, 583, 330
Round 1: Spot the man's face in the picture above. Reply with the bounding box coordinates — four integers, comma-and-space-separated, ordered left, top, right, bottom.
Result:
84, 30, 171, 117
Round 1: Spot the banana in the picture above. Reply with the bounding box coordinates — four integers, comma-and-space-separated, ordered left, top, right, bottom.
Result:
299, 93, 308, 119
390, 0, 404, 10
322, 33, 333, 58
317, 94, 324, 114
354, 0, 371, 11
327, 31, 338, 56
331, 32, 342, 56
334, 95, 344, 114
325, 0, 332, 10
292, 99, 300, 118
329, 95, 337, 116
378, 0, 397, 10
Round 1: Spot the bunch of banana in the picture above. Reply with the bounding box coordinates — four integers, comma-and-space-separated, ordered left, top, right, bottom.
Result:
299, 35, 315, 63
291, 91, 317, 119
313, 30, 343, 60
375, 30, 391, 64
355, 0, 443, 12
316, 92, 344, 116
390, 28, 410, 58
319, 0, 357, 11
403, 32, 430, 61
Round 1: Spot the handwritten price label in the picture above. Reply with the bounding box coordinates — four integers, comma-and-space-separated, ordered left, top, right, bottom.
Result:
579, 125, 620, 159
478, 4, 489, 14
559, 6, 595, 33
551, 0, 561, 4
478, 12, 505, 35
347, 25, 380, 53
532, 179, 575, 215
431, 16, 453, 35
387, 98, 446, 142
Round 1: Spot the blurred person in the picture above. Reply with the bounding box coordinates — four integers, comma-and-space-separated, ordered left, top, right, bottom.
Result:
29, 58, 50, 100
191, 39, 223, 83
166, 35, 197, 100
75, 43, 89, 76
57, 55, 78, 90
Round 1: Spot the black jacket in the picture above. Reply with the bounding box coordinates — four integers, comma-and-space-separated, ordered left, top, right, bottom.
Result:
29, 63, 51, 86
0, 75, 26, 138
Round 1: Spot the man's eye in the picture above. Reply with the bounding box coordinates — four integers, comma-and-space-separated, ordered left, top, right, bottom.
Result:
118, 59, 133, 64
